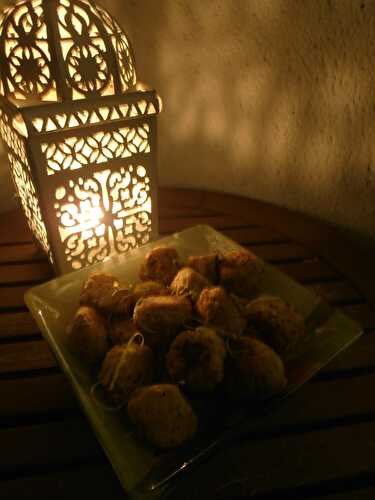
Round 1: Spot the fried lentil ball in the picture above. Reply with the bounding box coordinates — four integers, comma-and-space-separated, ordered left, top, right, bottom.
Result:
187, 253, 219, 283
170, 267, 210, 303
196, 286, 246, 338
133, 295, 192, 348
230, 293, 248, 317
139, 246, 181, 285
106, 288, 136, 316
99, 341, 154, 404
80, 272, 134, 315
67, 306, 108, 364
133, 280, 169, 302
166, 327, 226, 392
80, 272, 118, 307
219, 250, 264, 297
245, 295, 306, 358
224, 336, 287, 399
127, 384, 198, 448
109, 317, 138, 346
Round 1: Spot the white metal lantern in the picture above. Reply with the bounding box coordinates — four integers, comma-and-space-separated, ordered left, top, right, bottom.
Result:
0, 0, 161, 274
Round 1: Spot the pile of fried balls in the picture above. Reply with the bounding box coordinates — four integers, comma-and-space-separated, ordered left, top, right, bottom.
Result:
67, 246, 306, 449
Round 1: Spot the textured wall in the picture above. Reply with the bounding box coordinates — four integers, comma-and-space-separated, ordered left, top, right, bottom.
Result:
102, 0, 375, 238
1, 0, 375, 239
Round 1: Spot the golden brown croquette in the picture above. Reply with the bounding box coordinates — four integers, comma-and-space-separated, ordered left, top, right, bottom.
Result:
127, 384, 198, 448
224, 336, 287, 399
133, 295, 192, 347
133, 280, 169, 302
67, 305, 108, 364
219, 250, 264, 297
245, 295, 306, 357
170, 267, 210, 303
139, 246, 181, 285
187, 253, 219, 283
99, 341, 154, 404
167, 327, 226, 392
109, 317, 138, 346
196, 286, 246, 338
80, 272, 134, 315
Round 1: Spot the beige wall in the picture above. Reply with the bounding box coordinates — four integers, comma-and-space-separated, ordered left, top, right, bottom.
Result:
102, 0, 375, 238
1, 0, 375, 239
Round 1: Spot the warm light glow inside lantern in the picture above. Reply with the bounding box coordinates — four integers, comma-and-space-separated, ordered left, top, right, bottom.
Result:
0, 0, 161, 274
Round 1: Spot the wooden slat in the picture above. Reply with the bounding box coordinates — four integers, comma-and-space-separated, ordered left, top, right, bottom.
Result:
158, 188, 206, 210
0, 191, 374, 500
222, 226, 290, 245
182, 188, 375, 310
0, 374, 76, 418
0, 305, 371, 379
1, 468, 374, 500
0, 338, 373, 421
0, 464, 123, 500
310, 487, 375, 500
252, 373, 375, 431
0, 312, 38, 339
279, 259, 341, 283
0, 286, 29, 311
1, 373, 375, 480
0, 243, 44, 264
0, 369, 374, 429
309, 281, 363, 305
0, 340, 56, 374
3, 189, 375, 305
173, 420, 375, 500
0, 418, 101, 469
158, 205, 221, 219
0, 210, 32, 245
2, 379, 375, 496
0, 331, 370, 384
341, 304, 375, 331
158, 215, 257, 235
321, 332, 375, 375
0, 342, 373, 419
0, 261, 53, 285
250, 242, 312, 262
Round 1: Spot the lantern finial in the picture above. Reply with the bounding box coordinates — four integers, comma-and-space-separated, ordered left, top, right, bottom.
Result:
0, 0, 136, 104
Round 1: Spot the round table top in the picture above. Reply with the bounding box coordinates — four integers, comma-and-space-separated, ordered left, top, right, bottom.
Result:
1, 187, 375, 500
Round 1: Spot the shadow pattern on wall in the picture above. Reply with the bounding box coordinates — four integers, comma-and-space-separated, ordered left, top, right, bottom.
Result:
98, 0, 375, 238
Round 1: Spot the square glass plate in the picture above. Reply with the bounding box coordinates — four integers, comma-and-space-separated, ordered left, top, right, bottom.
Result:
25, 225, 363, 499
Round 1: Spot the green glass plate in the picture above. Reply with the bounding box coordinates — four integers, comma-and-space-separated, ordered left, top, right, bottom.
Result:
25, 225, 363, 499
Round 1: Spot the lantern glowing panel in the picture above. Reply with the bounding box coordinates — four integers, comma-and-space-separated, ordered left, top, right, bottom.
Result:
0, 0, 160, 274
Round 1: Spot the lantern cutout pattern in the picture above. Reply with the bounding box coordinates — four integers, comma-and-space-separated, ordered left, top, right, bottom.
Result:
0, 0, 161, 274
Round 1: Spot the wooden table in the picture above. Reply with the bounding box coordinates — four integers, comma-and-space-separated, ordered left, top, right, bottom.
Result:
1, 187, 375, 500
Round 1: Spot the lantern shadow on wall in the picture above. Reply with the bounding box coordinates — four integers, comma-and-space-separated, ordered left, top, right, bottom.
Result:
0, 0, 161, 274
